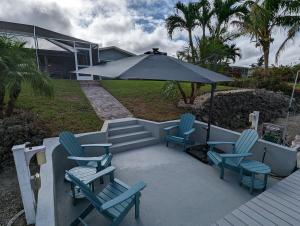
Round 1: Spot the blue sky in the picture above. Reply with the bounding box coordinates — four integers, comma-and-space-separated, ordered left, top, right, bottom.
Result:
1, 0, 300, 67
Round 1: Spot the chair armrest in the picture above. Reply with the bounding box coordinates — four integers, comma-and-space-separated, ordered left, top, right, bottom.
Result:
68, 156, 104, 162
101, 181, 146, 211
84, 166, 116, 184
81, 143, 112, 148
207, 141, 236, 146
184, 128, 195, 137
219, 153, 252, 159
163, 125, 178, 131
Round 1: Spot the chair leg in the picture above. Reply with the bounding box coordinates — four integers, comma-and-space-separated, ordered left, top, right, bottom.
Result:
71, 183, 76, 206
98, 166, 104, 184
220, 166, 224, 179
263, 174, 268, 191
239, 168, 243, 186
135, 195, 140, 219
70, 204, 94, 226
166, 141, 168, 147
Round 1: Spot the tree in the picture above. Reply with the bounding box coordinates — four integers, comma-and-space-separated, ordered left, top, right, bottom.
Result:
196, 36, 241, 69
0, 36, 53, 118
195, 0, 244, 68
198, 0, 213, 39
166, 1, 201, 104
212, 0, 247, 38
233, 0, 300, 75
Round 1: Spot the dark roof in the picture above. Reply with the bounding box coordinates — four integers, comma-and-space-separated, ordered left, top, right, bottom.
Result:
0, 21, 95, 47
98, 46, 135, 56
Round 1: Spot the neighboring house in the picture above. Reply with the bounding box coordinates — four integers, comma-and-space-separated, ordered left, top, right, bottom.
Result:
98, 46, 135, 62
38, 46, 135, 80
224, 66, 251, 78
0, 20, 135, 80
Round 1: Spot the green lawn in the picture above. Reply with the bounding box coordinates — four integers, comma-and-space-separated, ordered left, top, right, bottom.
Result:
16, 80, 102, 136
101, 80, 233, 121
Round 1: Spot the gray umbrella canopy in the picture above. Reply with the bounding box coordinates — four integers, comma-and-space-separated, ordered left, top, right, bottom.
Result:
77, 49, 232, 83
77, 49, 233, 143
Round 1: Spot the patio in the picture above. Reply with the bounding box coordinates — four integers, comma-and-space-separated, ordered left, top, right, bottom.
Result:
54, 144, 278, 226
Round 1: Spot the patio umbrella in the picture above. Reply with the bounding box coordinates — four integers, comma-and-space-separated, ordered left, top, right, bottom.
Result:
77, 48, 233, 142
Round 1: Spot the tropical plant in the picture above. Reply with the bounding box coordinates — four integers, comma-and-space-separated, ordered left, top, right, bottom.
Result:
233, 0, 300, 75
194, 0, 244, 68
196, 36, 241, 67
166, 1, 201, 104
0, 36, 53, 118
198, 0, 213, 39
212, 0, 247, 38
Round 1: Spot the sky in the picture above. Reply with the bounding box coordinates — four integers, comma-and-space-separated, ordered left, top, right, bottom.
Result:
1, 0, 300, 67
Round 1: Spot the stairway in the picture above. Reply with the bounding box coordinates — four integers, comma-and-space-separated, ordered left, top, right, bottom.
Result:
108, 119, 159, 153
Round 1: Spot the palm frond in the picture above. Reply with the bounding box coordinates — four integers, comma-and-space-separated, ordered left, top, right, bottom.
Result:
275, 23, 300, 64
165, 15, 186, 39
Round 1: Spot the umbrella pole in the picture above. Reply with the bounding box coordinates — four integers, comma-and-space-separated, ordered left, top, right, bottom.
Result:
206, 83, 216, 143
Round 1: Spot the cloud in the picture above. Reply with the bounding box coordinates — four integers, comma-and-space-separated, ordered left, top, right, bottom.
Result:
1, 0, 300, 67
0, 0, 72, 34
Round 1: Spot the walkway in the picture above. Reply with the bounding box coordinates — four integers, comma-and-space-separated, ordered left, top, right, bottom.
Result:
80, 81, 133, 120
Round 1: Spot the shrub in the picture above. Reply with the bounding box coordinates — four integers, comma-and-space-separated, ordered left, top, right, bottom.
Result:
229, 73, 295, 96
0, 110, 49, 168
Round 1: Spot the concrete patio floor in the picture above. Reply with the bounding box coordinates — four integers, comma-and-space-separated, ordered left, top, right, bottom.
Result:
55, 144, 278, 226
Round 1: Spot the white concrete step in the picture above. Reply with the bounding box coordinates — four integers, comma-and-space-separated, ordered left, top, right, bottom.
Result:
108, 131, 152, 144
108, 119, 137, 129
110, 137, 159, 153
108, 124, 144, 136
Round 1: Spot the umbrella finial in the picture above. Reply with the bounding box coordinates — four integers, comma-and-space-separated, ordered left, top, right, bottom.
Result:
153, 48, 159, 53
144, 48, 167, 55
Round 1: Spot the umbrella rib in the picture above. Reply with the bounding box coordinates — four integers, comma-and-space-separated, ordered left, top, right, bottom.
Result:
118, 55, 149, 79
167, 57, 214, 84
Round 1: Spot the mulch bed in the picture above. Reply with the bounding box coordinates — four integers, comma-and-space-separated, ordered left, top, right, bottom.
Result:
0, 166, 27, 226
186, 144, 224, 164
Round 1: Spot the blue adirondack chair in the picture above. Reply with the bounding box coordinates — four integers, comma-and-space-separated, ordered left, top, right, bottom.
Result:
59, 131, 113, 203
66, 166, 146, 226
207, 129, 259, 179
164, 113, 196, 151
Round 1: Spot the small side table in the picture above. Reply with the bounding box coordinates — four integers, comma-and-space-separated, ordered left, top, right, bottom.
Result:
240, 160, 271, 194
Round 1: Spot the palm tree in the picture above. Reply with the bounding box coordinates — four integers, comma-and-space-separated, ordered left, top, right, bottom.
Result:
233, 0, 300, 75
212, 0, 247, 38
0, 36, 53, 118
166, 1, 201, 104
198, 0, 213, 39
196, 36, 241, 68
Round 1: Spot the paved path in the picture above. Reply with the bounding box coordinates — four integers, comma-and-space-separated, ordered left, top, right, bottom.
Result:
80, 82, 133, 120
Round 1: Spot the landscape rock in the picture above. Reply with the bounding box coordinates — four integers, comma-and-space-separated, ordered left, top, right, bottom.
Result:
192, 89, 299, 130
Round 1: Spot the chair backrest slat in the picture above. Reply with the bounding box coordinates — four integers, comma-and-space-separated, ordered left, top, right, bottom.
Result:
59, 131, 85, 165
178, 113, 195, 137
233, 129, 259, 166
66, 171, 103, 210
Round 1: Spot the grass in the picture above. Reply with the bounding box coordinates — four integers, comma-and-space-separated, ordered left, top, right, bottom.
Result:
101, 80, 233, 121
16, 79, 102, 136
288, 82, 300, 88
